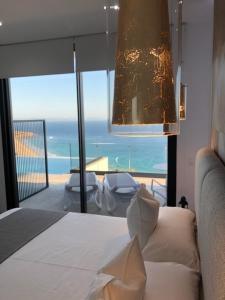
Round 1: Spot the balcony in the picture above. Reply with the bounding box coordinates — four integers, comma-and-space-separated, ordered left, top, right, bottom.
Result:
20, 172, 166, 217
14, 120, 167, 217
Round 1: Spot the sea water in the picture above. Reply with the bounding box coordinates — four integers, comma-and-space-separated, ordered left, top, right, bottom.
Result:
46, 121, 167, 175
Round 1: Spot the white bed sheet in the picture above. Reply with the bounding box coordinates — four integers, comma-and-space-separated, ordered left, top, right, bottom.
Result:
0, 209, 130, 300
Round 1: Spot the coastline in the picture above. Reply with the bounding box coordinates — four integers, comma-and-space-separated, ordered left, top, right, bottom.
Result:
14, 131, 40, 157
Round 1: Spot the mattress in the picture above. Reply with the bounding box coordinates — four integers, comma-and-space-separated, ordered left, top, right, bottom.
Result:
0, 209, 130, 300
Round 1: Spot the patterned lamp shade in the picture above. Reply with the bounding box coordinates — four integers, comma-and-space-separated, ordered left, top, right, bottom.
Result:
109, 0, 180, 136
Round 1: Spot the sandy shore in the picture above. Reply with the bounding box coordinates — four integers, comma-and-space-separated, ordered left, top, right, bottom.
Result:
14, 131, 40, 157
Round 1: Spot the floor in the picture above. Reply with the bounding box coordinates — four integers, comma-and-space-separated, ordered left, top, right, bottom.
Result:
20, 175, 167, 218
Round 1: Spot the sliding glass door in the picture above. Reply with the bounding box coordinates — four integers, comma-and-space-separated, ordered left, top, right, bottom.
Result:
6, 69, 173, 216
82, 70, 168, 217
10, 74, 82, 212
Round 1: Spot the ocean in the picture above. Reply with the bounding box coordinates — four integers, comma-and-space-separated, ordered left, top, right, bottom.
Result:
46, 121, 167, 175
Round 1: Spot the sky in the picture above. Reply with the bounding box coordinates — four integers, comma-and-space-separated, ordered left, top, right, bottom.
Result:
10, 71, 108, 122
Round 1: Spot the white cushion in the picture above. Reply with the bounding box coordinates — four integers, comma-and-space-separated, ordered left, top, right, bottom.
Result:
86, 236, 146, 300
142, 207, 200, 270
127, 186, 160, 249
144, 262, 200, 300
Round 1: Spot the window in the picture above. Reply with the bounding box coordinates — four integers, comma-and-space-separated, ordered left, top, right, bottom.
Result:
82, 71, 168, 215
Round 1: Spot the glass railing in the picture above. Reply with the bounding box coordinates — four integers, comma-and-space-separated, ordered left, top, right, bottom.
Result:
13, 120, 167, 197
13, 120, 49, 201
46, 140, 167, 177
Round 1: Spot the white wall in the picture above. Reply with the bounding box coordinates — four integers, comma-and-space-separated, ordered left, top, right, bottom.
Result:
176, 0, 214, 210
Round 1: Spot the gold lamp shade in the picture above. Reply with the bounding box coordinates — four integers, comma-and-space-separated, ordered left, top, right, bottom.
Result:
111, 0, 179, 136
180, 83, 187, 120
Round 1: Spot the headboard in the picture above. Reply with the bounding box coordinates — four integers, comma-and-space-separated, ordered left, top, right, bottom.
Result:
195, 148, 225, 300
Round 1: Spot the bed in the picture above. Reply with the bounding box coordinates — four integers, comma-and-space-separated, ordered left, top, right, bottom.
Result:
0, 207, 200, 300
0, 148, 224, 300
0, 209, 130, 299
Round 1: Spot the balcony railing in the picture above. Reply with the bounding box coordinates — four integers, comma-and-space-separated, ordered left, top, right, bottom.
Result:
13, 120, 167, 203
13, 120, 49, 202
47, 142, 167, 176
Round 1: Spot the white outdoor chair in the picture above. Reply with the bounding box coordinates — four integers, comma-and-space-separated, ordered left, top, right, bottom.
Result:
151, 178, 167, 207
64, 172, 101, 211
103, 173, 140, 213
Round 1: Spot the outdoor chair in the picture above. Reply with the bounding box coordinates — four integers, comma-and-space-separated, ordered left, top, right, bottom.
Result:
103, 172, 140, 213
64, 172, 101, 211
151, 178, 167, 206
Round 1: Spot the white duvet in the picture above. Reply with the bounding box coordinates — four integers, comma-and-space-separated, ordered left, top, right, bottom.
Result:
0, 209, 200, 300
0, 209, 130, 300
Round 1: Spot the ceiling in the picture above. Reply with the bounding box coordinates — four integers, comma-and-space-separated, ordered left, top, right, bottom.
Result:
0, 0, 110, 45
0, 0, 212, 46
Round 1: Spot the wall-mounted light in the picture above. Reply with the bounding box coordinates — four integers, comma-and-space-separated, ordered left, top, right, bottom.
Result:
0, 21, 3, 27
104, 5, 119, 10
180, 83, 187, 120
107, 0, 180, 137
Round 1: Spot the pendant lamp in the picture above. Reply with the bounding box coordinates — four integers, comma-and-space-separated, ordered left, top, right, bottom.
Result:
107, 0, 180, 136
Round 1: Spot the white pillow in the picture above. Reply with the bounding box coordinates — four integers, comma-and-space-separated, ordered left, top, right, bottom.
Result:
142, 207, 200, 270
144, 261, 200, 300
86, 236, 146, 300
127, 185, 160, 249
